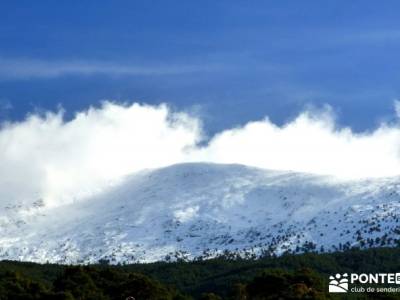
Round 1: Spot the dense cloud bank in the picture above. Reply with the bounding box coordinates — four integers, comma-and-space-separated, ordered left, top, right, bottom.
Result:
1, 101, 399, 207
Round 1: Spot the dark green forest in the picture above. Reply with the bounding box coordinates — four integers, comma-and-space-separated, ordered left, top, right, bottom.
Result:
2, 247, 400, 299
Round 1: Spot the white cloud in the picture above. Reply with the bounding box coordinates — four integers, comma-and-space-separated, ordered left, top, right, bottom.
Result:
0, 102, 201, 208
192, 108, 400, 179
0, 101, 399, 208
0, 58, 220, 79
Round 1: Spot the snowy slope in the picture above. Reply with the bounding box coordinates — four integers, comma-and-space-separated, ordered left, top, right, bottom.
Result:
1, 163, 400, 264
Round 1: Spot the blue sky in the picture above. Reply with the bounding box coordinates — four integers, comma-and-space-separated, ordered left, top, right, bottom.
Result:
1, 1, 400, 134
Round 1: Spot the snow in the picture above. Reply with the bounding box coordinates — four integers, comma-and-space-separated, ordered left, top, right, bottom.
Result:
1, 162, 400, 264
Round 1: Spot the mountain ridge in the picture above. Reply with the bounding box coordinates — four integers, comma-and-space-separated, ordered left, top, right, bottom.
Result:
1, 163, 400, 264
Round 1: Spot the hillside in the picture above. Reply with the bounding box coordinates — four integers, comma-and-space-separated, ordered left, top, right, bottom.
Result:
1, 163, 400, 264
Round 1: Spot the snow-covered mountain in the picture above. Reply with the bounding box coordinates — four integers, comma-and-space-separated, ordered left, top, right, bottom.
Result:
1, 163, 400, 264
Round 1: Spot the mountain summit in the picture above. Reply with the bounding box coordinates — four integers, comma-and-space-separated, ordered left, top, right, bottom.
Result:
1, 163, 400, 264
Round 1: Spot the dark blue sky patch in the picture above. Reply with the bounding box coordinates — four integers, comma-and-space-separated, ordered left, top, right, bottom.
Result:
1, 1, 400, 133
